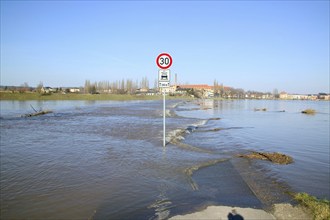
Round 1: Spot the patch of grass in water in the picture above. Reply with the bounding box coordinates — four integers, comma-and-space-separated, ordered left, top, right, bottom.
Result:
294, 192, 330, 220
301, 109, 316, 114
238, 151, 293, 164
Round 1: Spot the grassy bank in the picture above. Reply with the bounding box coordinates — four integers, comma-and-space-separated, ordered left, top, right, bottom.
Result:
294, 193, 330, 220
0, 92, 190, 101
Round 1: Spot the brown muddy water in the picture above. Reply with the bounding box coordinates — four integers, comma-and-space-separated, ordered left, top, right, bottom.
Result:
0, 99, 329, 219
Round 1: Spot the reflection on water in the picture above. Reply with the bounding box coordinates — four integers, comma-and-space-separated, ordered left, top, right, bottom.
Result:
0, 100, 329, 219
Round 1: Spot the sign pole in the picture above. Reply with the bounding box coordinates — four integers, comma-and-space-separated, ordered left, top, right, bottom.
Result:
163, 90, 166, 147
156, 52, 172, 148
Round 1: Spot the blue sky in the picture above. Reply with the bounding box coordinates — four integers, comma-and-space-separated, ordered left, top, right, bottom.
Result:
1, 1, 329, 94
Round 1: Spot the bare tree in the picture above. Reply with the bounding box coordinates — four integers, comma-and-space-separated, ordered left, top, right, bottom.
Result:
154, 79, 158, 90
19, 82, 29, 93
273, 88, 279, 99
84, 80, 91, 94
213, 79, 219, 97
90, 82, 97, 94
36, 82, 43, 93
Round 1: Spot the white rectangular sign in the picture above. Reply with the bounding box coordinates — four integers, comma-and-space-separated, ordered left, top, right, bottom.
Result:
158, 69, 170, 82
159, 82, 170, 88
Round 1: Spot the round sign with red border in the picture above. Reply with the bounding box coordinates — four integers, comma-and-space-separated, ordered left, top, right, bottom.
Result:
156, 53, 172, 69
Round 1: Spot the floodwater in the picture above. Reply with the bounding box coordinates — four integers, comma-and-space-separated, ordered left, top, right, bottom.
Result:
0, 99, 329, 219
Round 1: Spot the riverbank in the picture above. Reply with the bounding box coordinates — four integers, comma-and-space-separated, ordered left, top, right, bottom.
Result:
1, 92, 329, 101
0, 92, 191, 101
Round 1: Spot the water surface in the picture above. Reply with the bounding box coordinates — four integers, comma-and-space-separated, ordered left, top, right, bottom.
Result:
0, 99, 329, 219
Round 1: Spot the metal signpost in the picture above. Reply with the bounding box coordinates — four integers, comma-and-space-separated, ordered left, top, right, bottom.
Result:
156, 53, 172, 147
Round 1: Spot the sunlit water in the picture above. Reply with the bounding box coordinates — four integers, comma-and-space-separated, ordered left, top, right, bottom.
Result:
0, 99, 329, 219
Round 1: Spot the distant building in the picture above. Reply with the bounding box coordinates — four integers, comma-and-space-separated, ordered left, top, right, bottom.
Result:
135, 88, 158, 95
279, 92, 288, 99
204, 90, 214, 98
137, 88, 148, 93
307, 94, 318, 100
69, 88, 80, 93
279, 92, 321, 100
135, 88, 148, 95
177, 84, 213, 91
318, 93, 330, 100
146, 89, 158, 96
176, 84, 214, 98
175, 87, 188, 96
41, 87, 54, 94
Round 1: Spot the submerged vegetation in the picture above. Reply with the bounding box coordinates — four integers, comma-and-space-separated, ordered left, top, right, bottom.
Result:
302, 109, 316, 114
208, 117, 221, 120
22, 110, 53, 117
238, 151, 293, 164
183, 158, 229, 190
294, 192, 330, 220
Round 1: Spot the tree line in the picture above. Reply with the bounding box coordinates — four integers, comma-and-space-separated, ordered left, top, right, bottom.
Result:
2, 77, 280, 99
84, 77, 154, 94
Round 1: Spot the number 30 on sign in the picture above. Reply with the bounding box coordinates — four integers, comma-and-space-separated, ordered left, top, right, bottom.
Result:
156, 53, 173, 69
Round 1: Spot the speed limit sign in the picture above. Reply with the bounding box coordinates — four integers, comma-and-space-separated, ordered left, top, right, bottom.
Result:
156, 53, 173, 69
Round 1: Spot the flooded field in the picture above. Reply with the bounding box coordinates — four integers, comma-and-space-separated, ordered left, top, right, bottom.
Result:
0, 99, 329, 219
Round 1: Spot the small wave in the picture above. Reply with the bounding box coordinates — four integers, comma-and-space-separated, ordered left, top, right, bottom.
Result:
0, 116, 20, 121
169, 101, 184, 109
195, 127, 251, 132
175, 107, 201, 112
166, 120, 213, 154
194, 128, 223, 132
165, 120, 207, 143
166, 129, 186, 143
186, 125, 197, 133
171, 140, 214, 154
168, 110, 179, 117
207, 117, 221, 121
193, 119, 208, 127
148, 198, 173, 220
160, 109, 178, 117
148, 182, 174, 220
